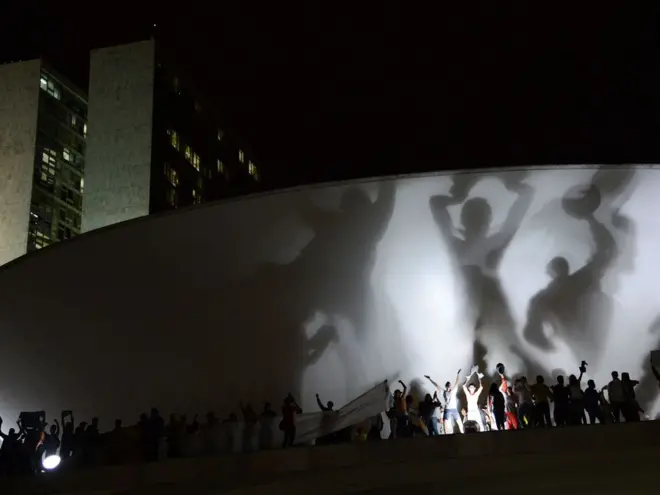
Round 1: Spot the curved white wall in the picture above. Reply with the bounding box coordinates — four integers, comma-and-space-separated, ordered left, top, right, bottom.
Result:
0, 166, 658, 428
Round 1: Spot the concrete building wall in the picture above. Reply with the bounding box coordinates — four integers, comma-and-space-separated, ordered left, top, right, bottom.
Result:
0, 167, 659, 427
82, 40, 155, 233
6, 421, 660, 494
0, 60, 40, 266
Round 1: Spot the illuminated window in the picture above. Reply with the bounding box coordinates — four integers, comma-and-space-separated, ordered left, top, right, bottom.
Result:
164, 163, 179, 187
217, 159, 225, 173
238, 149, 245, 163
71, 115, 77, 127
248, 161, 259, 181
80, 177, 84, 193
83, 123, 87, 137
217, 129, 224, 141
40, 148, 57, 184
168, 129, 180, 150
192, 153, 200, 171
62, 148, 71, 162
40, 75, 59, 98
40, 75, 61, 100
185, 145, 192, 161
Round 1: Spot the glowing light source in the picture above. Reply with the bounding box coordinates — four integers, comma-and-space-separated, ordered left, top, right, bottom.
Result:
42, 454, 61, 470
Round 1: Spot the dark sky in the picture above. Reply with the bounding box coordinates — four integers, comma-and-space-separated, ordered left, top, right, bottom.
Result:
2, 2, 660, 187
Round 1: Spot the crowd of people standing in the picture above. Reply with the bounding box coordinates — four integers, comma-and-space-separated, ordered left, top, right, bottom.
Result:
1, 359, 658, 478
387, 360, 659, 438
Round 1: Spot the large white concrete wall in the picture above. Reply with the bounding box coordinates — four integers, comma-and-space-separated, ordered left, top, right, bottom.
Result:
0, 166, 659, 429
82, 40, 155, 233
0, 60, 40, 266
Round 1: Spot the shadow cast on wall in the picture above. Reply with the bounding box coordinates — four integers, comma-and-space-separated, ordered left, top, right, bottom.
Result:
213, 181, 401, 405
522, 169, 637, 373
429, 170, 534, 377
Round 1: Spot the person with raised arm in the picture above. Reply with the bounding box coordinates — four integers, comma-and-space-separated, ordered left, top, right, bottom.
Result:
316, 393, 334, 412
280, 393, 302, 448
426, 371, 464, 434
391, 379, 409, 437
463, 372, 485, 432
567, 361, 587, 425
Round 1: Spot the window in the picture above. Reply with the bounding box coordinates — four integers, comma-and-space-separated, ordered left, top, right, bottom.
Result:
71, 115, 77, 127
40, 148, 57, 184
217, 159, 225, 174
192, 189, 202, 204
217, 129, 224, 141
238, 149, 245, 163
164, 163, 179, 187
168, 129, 179, 150
63, 148, 71, 162
40, 75, 61, 100
192, 153, 200, 172
185, 145, 192, 161
248, 161, 259, 181
83, 123, 87, 137
80, 177, 84, 193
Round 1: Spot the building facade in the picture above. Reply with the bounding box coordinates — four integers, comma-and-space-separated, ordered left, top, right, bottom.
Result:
0, 60, 87, 267
83, 39, 261, 233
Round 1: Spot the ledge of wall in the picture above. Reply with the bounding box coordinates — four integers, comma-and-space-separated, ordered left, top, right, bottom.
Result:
8, 421, 660, 495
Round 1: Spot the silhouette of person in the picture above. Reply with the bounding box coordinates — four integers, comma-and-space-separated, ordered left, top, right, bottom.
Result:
0, 417, 21, 476
607, 371, 625, 423
522, 185, 616, 366
584, 380, 605, 424
280, 393, 302, 448
487, 382, 506, 431
530, 375, 553, 427
42, 420, 60, 458
60, 410, 74, 459
430, 173, 534, 373
552, 375, 569, 426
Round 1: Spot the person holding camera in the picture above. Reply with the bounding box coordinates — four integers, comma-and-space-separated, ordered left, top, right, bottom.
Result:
567, 362, 588, 425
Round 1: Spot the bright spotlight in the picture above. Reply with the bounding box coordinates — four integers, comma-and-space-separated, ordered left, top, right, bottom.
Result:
42, 454, 61, 470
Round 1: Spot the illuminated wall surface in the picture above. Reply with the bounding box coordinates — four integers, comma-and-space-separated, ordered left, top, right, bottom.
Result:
0, 166, 659, 427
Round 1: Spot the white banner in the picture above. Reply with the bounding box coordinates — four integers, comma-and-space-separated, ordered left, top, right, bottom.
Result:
294, 380, 390, 445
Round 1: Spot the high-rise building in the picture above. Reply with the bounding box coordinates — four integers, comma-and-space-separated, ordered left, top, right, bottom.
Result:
83, 39, 261, 233
0, 60, 87, 267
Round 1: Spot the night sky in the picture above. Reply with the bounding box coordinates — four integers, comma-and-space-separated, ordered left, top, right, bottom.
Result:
2, 3, 659, 188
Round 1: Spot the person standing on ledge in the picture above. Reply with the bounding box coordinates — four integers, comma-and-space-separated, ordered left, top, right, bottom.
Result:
426, 371, 464, 434
280, 393, 302, 448
463, 370, 485, 432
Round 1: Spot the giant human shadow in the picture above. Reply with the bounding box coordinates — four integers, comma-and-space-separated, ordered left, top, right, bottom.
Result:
293, 181, 396, 339
221, 182, 399, 403
290, 182, 397, 397
522, 169, 636, 368
429, 172, 534, 374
